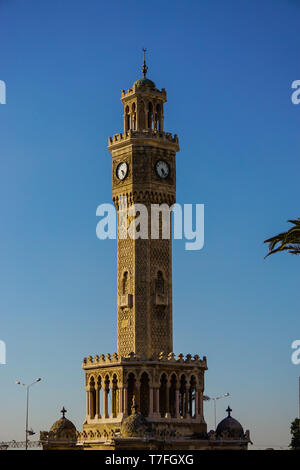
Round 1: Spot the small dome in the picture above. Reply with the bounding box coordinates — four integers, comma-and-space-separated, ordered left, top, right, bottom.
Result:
121, 401, 151, 438
134, 77, 156, 89
49, 407, 77, 441
216, 407, 244, 439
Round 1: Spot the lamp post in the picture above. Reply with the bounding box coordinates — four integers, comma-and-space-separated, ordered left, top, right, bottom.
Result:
203, 392, 230, 431
16, 378, 41, 450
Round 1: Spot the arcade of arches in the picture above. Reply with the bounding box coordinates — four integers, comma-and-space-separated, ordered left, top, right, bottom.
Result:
85, 365, 205, 424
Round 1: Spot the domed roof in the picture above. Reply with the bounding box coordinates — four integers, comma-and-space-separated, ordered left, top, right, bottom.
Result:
134, 77, 156, 89
121, 400, 151, 438
216, 407, 244, 439
49, 407, 77, 440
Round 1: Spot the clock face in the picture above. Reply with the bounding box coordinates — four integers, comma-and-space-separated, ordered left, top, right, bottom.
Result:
116, 162, 128, 180
155, 160, 170, 179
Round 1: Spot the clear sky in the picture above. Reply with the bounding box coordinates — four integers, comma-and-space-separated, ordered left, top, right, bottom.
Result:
0, 0, 299, 449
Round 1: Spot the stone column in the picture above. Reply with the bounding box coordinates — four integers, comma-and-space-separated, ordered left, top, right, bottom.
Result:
135, 383, 141, 412
165, 383, 170, 418
154, 387, 160, 417
118, 387, 123, 416
124, 387, 128, 417
195, 389, 199, 419
199, 391, 204, 421
149, 387, 154, 418
103, 387, 108, 419
175, 388, 180, 418
89, 388, 95, 419
85, 387, 90, 421
189, 389, 193, 418
184, 390, 189, 418
95, 385, 100, 419
111, 387, 117, 418
145, 101, 149, 130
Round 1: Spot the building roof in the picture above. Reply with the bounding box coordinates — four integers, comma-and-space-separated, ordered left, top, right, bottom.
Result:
216, 406, 244, 439
134, 77, 156, 89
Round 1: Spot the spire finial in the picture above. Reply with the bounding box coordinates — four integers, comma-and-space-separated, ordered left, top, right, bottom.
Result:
226, 406, 232, 417
142, 48, 148, 78
61, 406, 67, 418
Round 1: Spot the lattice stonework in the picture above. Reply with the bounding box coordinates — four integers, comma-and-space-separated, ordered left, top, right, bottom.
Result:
79, 67, 251, 452
108, 83, 179, 358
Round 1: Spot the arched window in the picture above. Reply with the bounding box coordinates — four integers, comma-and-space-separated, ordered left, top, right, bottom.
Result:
179, 375, 187, 418
122, 271, 129, 295
111, 374, 118, 418
148, 102, 153, 129
132, 102, 136, 130
127, 372, 136, 415
169, 374, 177, 418
155, 103, 161, 130
159, 373, 168, 417
140, 372, 150, 417
125, 105, 130, 131
189, 376, 197, 418
89, 377, 96, 419
104, 375, 110, 418
138, 101, 145, 129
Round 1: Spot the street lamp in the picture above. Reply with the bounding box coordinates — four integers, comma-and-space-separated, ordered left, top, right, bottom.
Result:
16, 378, 41, 450
203, 392, 230, 431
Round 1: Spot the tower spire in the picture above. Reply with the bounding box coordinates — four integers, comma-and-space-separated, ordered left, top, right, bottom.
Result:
142, 48, 148, 78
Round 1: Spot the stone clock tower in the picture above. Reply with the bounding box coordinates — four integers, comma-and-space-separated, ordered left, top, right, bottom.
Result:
111, 55, 178, 360
78, 56, 217, 450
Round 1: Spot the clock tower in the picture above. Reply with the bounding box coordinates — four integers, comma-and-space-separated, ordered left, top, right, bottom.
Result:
110, 53, 178, 359
79, 55, 210, 450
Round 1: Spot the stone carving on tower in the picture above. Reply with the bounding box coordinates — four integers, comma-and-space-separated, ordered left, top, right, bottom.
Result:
78, 53, 250, 450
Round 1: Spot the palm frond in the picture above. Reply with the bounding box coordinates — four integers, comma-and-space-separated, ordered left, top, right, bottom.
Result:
264, 218, 300, 258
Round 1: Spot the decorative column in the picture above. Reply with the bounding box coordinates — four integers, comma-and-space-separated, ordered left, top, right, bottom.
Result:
118, 386, 123, 417
152, 387, 160, 418
85, 386, 90, 421
184, 390, 189, 418
195, 389, 199, 419
95, 384, 100, 419
103, 387, 109, 419
165, 383, 170, 418
111, 386, 117, 418
124, 387, 128, 417
145, 101, 149, 130
199, 390, 204, 421
149, 386, 154, 418
135, 382, 141, 412
175, 387, 180, 418
188, 388, 193, 418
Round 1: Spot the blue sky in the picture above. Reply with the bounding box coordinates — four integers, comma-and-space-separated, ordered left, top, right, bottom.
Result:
0, 0, 300, 449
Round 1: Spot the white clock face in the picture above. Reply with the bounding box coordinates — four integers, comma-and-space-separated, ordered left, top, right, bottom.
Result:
116, 162, 128, 180
155, 160, 170, 179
